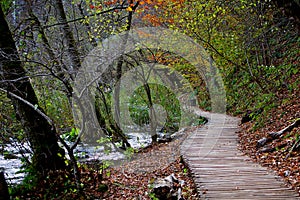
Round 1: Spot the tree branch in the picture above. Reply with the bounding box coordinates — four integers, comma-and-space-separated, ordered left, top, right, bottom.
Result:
257, 118, 300, 148
43, 6, 128, 29
0, 88, 54, 128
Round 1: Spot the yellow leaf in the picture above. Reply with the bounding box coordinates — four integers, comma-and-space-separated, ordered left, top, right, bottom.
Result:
126, 6, 133, 12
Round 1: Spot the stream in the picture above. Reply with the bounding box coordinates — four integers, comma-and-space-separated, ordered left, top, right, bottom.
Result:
0, 130, 164, 185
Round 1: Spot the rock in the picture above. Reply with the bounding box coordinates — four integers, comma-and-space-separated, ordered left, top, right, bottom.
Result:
151, 174, 185, 200
158, 134, 172, 143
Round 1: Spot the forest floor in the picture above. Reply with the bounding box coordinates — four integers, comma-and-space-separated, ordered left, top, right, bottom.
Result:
11, 127, 199, 199
99, 126, 200, 200
238, 73, 300, 196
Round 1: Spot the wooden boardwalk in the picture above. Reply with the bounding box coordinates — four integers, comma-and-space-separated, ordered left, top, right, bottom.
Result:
180, 110, 300, 199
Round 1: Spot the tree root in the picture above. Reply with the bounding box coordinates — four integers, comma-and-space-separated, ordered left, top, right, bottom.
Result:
257, 118, 300, 149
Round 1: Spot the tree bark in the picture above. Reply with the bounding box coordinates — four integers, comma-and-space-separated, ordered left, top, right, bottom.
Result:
0, 6, 65, 177
53, 0, 81, 77
0, 171, 9, 200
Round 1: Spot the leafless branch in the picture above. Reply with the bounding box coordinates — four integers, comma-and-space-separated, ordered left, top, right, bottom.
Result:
43, 6, 128, 29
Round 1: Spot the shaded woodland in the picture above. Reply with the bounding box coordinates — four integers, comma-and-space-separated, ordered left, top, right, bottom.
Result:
0, 0, 299, 199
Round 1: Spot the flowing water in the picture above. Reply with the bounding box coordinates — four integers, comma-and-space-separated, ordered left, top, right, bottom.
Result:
0, 131, 155, 185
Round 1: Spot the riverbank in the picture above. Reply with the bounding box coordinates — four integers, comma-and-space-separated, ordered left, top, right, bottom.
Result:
10, 127, 199, 199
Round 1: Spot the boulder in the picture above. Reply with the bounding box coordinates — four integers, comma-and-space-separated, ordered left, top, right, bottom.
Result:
151, 174, 184, 200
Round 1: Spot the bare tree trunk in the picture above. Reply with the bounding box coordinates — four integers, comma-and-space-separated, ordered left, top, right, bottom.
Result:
0, 6, 65, 177
112, 1, 138, 148
53, 0, 81, 77
144, 83, 158, 143
26, 2, 73, 96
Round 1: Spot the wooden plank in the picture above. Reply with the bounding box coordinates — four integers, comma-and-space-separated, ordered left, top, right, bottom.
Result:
180, 109, 300, 199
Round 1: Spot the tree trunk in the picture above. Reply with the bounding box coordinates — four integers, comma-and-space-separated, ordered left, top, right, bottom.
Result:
0, 171, 9, 200
144, 83, 158, 143
53, 0, 81, 77
0, 6, 65, 177
27, 3, 73, 96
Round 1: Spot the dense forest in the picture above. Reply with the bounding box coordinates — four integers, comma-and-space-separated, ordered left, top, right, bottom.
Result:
0, 0, 299, 199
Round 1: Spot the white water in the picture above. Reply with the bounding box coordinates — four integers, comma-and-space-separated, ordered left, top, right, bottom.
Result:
0, 131, 154, 185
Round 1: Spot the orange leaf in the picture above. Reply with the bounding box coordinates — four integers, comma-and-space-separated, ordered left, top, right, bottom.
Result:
104, 1, 111, 5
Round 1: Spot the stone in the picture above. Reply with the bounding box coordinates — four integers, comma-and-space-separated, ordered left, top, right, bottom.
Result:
151, 174, 185, 200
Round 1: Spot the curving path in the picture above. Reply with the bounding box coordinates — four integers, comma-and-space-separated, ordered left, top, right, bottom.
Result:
180, 109, 300, 199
